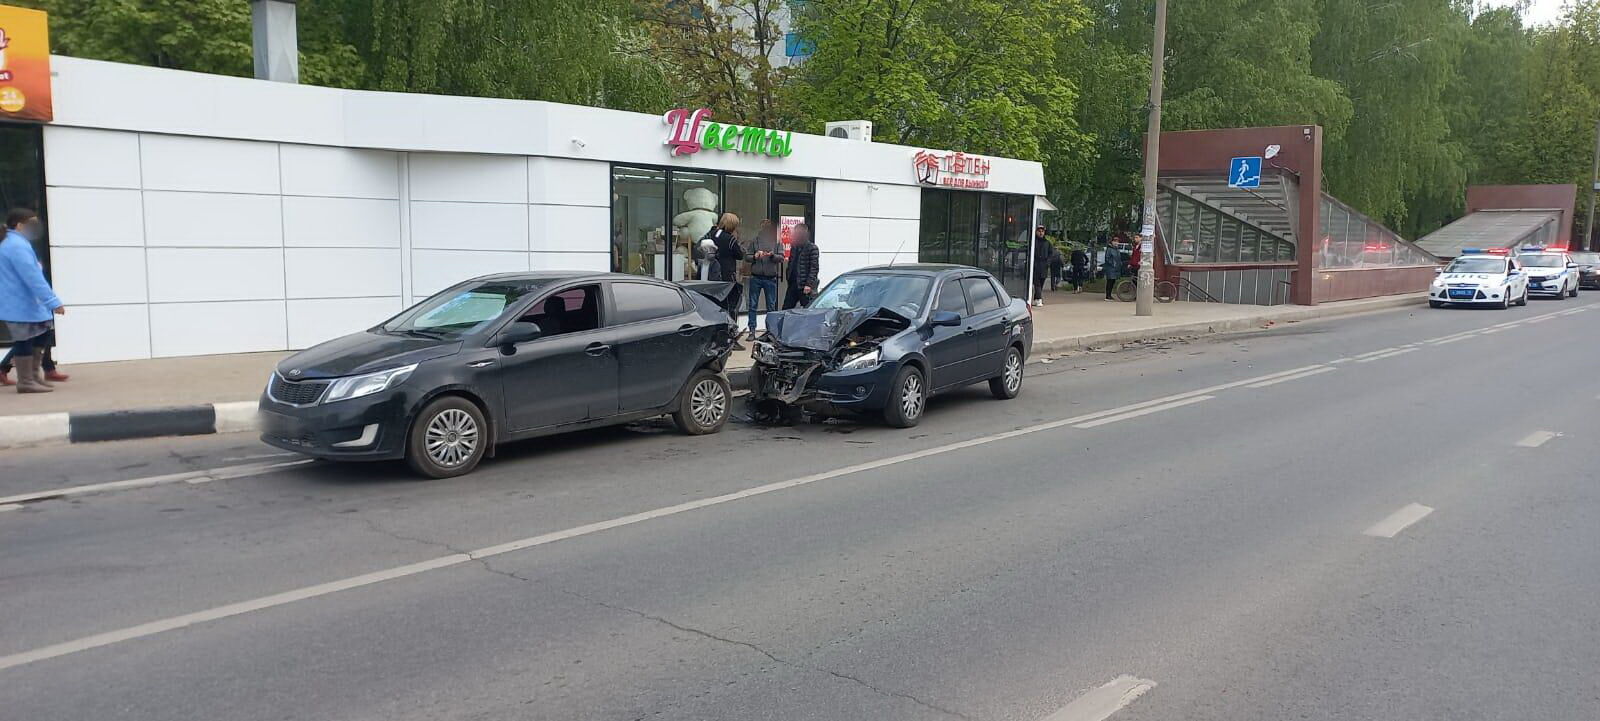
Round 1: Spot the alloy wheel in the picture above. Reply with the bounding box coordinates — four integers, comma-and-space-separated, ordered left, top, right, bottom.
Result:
425, 408, 479, 468
1004, 353, 1023, 393
901, 373, 924, 420
690, 378, 727, 428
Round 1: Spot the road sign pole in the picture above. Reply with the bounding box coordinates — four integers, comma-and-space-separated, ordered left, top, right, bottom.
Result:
1135, 0, 1167, 317
1585, 119, 1599, 252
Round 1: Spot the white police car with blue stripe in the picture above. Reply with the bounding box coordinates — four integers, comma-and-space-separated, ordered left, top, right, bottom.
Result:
1429, 250, 1527, 309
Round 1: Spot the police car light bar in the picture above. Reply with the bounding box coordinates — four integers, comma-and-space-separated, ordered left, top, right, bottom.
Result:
1487, 248, 1510, 254
1522, 245, 1547, 252
1460, 248, 1485, 254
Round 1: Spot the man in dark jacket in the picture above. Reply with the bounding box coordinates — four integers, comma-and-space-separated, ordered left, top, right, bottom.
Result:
784, 223, 819, 309
1070, 247, 1089, 292
746, 225, 783, 335
1030, 226, 1051, 307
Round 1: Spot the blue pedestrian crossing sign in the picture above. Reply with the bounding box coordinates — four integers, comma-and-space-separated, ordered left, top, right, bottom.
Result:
1228, 156, 1262, 189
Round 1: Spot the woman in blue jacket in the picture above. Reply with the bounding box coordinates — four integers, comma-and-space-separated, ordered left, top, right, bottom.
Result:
0, 208, 64, 393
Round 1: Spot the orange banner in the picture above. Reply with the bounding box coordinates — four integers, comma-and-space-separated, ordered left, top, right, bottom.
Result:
0, 4, 49, 123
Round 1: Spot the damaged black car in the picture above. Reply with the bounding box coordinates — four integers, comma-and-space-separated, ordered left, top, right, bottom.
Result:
260, 272, 742, 478
750, 265, 1032, 427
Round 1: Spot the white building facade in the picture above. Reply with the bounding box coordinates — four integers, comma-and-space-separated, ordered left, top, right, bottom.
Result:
30, 57, 1046, 363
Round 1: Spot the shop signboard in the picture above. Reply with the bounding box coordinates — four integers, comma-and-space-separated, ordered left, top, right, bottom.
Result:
913, 150, 991, 189
0, 4, 50, 123
663, 107, 794, 158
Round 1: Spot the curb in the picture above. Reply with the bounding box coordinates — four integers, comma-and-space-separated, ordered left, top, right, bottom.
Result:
0, 294, 1422, 450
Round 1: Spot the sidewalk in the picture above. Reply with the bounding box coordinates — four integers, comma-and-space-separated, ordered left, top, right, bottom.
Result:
0, 291, 1422, 446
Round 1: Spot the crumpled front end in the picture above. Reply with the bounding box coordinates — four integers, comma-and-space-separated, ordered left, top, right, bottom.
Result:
749, 307, 910, 419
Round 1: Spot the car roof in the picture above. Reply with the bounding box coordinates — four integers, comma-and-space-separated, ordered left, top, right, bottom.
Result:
845, 264, 991, 277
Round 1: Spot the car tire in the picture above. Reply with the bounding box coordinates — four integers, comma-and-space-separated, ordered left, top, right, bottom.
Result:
989, 346, 1024, 400
1499, 292, 1511, 310
882, 365, 926, 429
406, 396, 488, 479
1570, 282, 1579, 297
1518, 289, 1528, 306
1428, 299, 1443, 308
672, 370, 730, 435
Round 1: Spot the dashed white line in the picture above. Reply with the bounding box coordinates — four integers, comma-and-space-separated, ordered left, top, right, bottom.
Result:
0, 504, 21, 513
0, 459, 314, 506
1073, 395, 1215, 429
1355, 347, 1400, 359
1246, 366, 1337, 388
1429, 334, 1477, 345
1363, 503, 1435, 538
1356, 347, 1418, 362
1515, 430, 1559, 448
1040, 676, 1157, 721
1328, 357, 1353, 364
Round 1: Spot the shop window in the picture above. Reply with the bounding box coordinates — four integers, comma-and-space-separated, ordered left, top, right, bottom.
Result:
725, 175, 770, 255
611, 167, 667, 278
670, 171, 721, 280
773, 177, 813, 194
919, 189, 952, 263
949, 192, 979, 267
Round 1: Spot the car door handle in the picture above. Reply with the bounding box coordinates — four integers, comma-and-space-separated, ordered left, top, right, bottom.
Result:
466, 359, 495, 368
585, 343, 611, 356
963, 327, 978, 335
678, 324, 699, 336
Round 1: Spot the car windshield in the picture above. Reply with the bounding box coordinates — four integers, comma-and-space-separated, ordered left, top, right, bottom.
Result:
1446, 257, 1505, 274
1569, 253, 1600, 265
811, 274, 934, 318
382, 280, 547, 337
1518, 254, 1565, 268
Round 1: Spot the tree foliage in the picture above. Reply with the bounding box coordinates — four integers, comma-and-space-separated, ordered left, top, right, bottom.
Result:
638, 0, 791, 126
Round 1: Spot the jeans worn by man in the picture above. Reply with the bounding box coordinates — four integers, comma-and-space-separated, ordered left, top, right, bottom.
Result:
745, 229, 784, 334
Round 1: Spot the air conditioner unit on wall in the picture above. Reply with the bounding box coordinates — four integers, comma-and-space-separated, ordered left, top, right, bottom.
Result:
825, 120, 873, 142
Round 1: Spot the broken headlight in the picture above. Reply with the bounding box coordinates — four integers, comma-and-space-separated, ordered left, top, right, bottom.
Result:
753, 340, 778, 365
838, 348, 881, 370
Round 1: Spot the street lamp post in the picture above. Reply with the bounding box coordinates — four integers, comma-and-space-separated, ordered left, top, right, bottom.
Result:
1135, 0, 1168, 317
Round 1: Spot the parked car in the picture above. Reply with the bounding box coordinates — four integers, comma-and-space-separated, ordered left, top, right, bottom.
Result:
1516, 247, 1579, 298
259, 272, 742, 478
749, 265, 1033, 428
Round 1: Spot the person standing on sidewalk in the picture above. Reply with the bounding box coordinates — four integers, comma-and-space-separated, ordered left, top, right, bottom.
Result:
745, 220, 782, 337
1030, 226, 1051, 307
1070, 247, 1089, 293
1101, 240, 1124, 301
0, 328, 68, 386
711, 213, 744, 283
784, 223, 819, 309
0, 208, 65, 394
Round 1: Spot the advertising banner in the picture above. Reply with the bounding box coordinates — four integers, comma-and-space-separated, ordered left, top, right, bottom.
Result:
0, 4, 50, 123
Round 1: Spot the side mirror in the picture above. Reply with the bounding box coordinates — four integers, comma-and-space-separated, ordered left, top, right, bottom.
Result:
1568, 262, 1578, 269
496, 321, 542, 347
929, 311, 962, 328
1433, 267, 1444, 275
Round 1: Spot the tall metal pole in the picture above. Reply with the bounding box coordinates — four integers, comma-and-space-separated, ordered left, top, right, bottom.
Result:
1585, 119, 1599, 252
1135, 0, 1168, 317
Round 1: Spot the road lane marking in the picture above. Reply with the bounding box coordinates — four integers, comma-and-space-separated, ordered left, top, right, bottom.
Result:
1363, 503, 1434, 538
1515, 430, 1559, 448
1328, 357, 1353, 364
1356, 347, 1418, 362
1245, 366, 1336, 387
0, 504, 21, 513
1429, 334, 1477, 345
1040, 676, 1157, 721
1073, 396, 1214, 429
1355, 347, 1399, 359
0, 363, 1350, 671
0, 460, 314, 506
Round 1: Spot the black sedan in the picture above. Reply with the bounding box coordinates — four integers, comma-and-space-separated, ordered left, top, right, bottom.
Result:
259, 272, 742, 478
749, 265, 1033, 427
1571, 252, 1600, 289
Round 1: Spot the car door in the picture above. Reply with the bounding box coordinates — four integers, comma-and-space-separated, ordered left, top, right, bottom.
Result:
607, 281, 705, 413
498, 284, 619, 432
924, 277, 977, 389
960, 275, 1010, 378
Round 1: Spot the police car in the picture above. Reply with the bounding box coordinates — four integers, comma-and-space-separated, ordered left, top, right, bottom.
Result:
1516, 246, 1579, 299
1429, 249, 1527, 309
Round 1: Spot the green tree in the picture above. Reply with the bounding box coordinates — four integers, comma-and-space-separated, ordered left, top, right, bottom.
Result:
788, 0, 1092, 165
637, 0, 791, 126
24, 0, 363, 87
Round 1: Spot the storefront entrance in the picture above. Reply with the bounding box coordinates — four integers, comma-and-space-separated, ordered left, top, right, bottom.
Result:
917, 188, 1032, 297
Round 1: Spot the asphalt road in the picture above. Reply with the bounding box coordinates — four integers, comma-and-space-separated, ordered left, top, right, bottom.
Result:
3, 294, 1599, 721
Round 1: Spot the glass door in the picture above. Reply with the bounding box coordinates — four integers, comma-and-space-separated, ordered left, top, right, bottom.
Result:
773, 191, 814, 304
0, 123, 46, 345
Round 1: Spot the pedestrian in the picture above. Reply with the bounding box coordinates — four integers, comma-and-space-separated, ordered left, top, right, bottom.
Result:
1049, 243, 1064, 292
1101, 241, 1124, 301
0, 328, 68, 386
0, 208, 65, 394
784, 223, 819, 309
1070, 246, 1089, 293
745, 219, 782, 336
1030, 226, 1051, 307
710, 213, 744, 283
